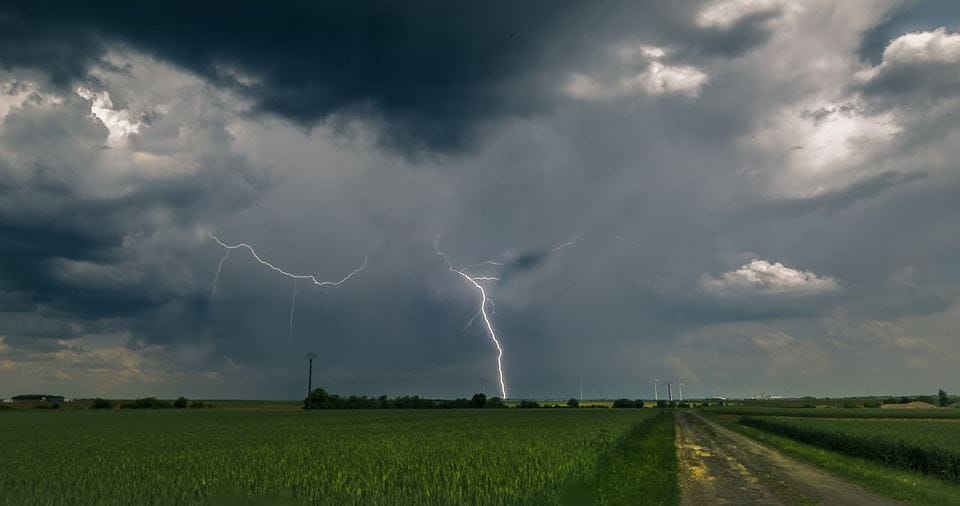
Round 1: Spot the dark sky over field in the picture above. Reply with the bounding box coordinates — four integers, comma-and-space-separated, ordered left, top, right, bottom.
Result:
1, 1, 959, 400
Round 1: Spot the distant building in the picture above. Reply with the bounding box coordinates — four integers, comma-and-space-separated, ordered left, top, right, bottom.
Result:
1, 398, 13, 404
11, 394, 65, 403
881, 401, 938, 409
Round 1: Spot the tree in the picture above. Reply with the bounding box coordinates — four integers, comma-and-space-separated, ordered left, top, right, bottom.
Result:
471, 393, 487, 408
90, 398, 114, 410
633, 399, 644, 409
656, 400, 667, 408
518, 400, 540, 409
613, 398, 633, 408
940, 389, 950, 407
173, 396, 188, 409
567, 398, 580, 408
304, 387, 333, 410
189, 401, 206, 409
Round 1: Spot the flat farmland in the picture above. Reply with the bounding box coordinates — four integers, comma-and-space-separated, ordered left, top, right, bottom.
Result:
0, 409, 676, 505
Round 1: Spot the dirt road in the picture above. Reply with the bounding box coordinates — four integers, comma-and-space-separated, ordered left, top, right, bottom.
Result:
676, 411, 901, 505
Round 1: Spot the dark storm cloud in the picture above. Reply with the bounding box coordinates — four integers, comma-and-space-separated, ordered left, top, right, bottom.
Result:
0, 81, 268, 349
4, 2, 960, 400
0, 0, 777, 152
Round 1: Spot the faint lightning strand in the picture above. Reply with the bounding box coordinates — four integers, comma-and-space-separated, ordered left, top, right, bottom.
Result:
288, 280, 298, 352
552, 233, 581, 252
436, 236, 508, 399
211, 249, 232, 301
613, 235, 647, 255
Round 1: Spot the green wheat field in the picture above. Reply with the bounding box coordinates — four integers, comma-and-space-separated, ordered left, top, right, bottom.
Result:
0, 409, 677, 505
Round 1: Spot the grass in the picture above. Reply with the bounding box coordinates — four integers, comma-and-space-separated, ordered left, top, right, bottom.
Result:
0, 408, 675, 505
704, 413, 960, 505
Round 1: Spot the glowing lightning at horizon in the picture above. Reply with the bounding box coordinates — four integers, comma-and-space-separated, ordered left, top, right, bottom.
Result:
208, 233, 367, 350
435, 236, 508, 399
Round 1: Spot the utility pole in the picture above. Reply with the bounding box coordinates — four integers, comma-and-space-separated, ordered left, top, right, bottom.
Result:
305, 352, 317, 411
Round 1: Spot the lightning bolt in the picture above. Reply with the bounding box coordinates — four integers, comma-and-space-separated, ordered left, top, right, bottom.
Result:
436, 233, 581, 400
208, 233, 367, 350
436, 236, 507, 399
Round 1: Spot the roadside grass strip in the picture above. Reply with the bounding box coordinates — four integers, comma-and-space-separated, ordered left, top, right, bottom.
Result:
565, 411, 679, 505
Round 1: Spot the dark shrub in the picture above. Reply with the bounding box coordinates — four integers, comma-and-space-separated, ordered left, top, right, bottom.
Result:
486, 397, 506, 408
90, 398, 114, 409
518, 400, 540, 409
567, 398, 580, 408
471, 393, 487, 408
120, 397, 171, 409
173, 397, 188, 409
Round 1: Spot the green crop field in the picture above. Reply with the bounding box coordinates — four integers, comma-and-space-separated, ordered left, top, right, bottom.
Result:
0, 409, 677, 505
739, 416, 960, 482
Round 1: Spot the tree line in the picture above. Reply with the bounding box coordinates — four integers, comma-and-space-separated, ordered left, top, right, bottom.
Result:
91, 397, 208, 409
305, 389, 674, 410
304, 389, 505, 409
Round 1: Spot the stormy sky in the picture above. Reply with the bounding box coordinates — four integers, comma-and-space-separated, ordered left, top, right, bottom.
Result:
1, 1, 959, 400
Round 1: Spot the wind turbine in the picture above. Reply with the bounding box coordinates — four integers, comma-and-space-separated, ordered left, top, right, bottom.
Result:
678, 381, 684, 402
651, 378, 660, 401
667, 382, 673, 402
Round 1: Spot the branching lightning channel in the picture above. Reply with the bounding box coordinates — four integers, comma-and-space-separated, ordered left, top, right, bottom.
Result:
435, 233, 581, 400
435, 236, 507, 399
208, 233, 367, 351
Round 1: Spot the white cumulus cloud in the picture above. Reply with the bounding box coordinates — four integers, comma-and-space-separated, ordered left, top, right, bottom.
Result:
856, 27, 960, 101
702, 259, 840, 296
